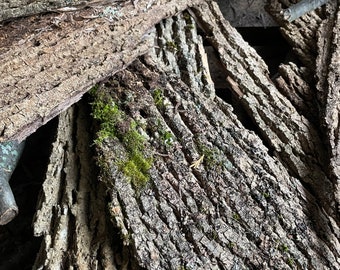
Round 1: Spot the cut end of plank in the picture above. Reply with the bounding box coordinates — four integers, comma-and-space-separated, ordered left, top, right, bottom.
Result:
0, 207, 18, 225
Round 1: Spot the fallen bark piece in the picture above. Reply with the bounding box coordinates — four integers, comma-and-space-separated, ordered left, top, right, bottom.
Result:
191, 0, 337, 220
0, 141, 25, 225
315, 0, 340, 216
0, 0, 205, 142
33, 101, 122, 269
274, 62, 318, 122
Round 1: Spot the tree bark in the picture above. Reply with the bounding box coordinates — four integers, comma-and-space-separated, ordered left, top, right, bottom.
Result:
0, 0, 116, 22
0, 0, 204, 143
84, 6, 337, 269
268, 0, 340, 221
3, 0, 340, 269
33, 100, 128, 269
315, 0, 340, 217
192, 0, 337, 220
266, 0, 324, 69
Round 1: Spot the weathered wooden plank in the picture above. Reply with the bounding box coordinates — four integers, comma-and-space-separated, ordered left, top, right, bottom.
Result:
0, 0, 205, 143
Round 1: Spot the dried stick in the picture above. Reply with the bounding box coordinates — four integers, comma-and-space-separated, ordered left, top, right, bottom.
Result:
0, 141, 25, 225
281, 0, 330, 22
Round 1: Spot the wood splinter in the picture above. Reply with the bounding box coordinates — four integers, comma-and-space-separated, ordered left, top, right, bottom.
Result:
0, 141, 25, 225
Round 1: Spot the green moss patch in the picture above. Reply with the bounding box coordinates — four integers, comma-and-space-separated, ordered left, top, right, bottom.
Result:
91, 87, 153, 187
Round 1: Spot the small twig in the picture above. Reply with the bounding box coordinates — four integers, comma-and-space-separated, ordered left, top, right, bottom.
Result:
190, 154, 204, 169
281, 0, 330, 22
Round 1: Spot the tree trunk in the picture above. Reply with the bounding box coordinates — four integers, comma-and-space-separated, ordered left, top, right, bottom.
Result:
32, 3, 339, 269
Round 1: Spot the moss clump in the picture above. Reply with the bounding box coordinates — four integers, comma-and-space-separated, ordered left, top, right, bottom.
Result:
152, 88, 164, 108
197, 143, 222, 169
165, 41, 178, 53
160, 130, 174, 146
91, 88, 153, 187
91, 99, 122, 145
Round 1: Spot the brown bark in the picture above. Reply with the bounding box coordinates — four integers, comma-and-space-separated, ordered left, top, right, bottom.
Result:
33, 100, 125, 269
0, 0, 205, 143
192, 0, 337, 220
4, 0, 340, 269
315, 0, 340, 217
85, 8, 337, 269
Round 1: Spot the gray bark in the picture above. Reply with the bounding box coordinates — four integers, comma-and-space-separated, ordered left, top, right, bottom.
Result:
33, 101, 123, 270
7, 0, 340, 269
86, 6, 338, 269
315, 0, 340, 217
0, 0, 116, 22
192, 0, 337, 220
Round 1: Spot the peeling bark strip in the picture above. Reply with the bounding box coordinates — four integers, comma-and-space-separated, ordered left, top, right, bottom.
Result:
33, 101, 122, 270
0, 0, 205, 143
0, 0, 117, 22
315, 1, 340, 216
191, 1, 337, 220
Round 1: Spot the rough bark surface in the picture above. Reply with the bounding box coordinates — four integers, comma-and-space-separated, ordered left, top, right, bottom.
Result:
5, 0, 340, 269
192, 1, 337, 220
315, 0, 340, 216
0, 0, 117, 22
0, 0, 204, 143
274, 62, 318, 123
86, 9, 338, 270
267, 0, 324, 69
32, 101, 126, 270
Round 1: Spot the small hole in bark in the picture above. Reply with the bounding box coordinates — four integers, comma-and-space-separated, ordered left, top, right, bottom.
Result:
139, 109, 148, 118
33, 39, 41, 47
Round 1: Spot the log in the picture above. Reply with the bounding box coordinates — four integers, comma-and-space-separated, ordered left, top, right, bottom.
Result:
269, 0, 340, 218
266, 0, 324, 69
0, 0, 205, 143
88, 8, 337, 269
92, 58, 339, 268
32, 4, 340, 268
